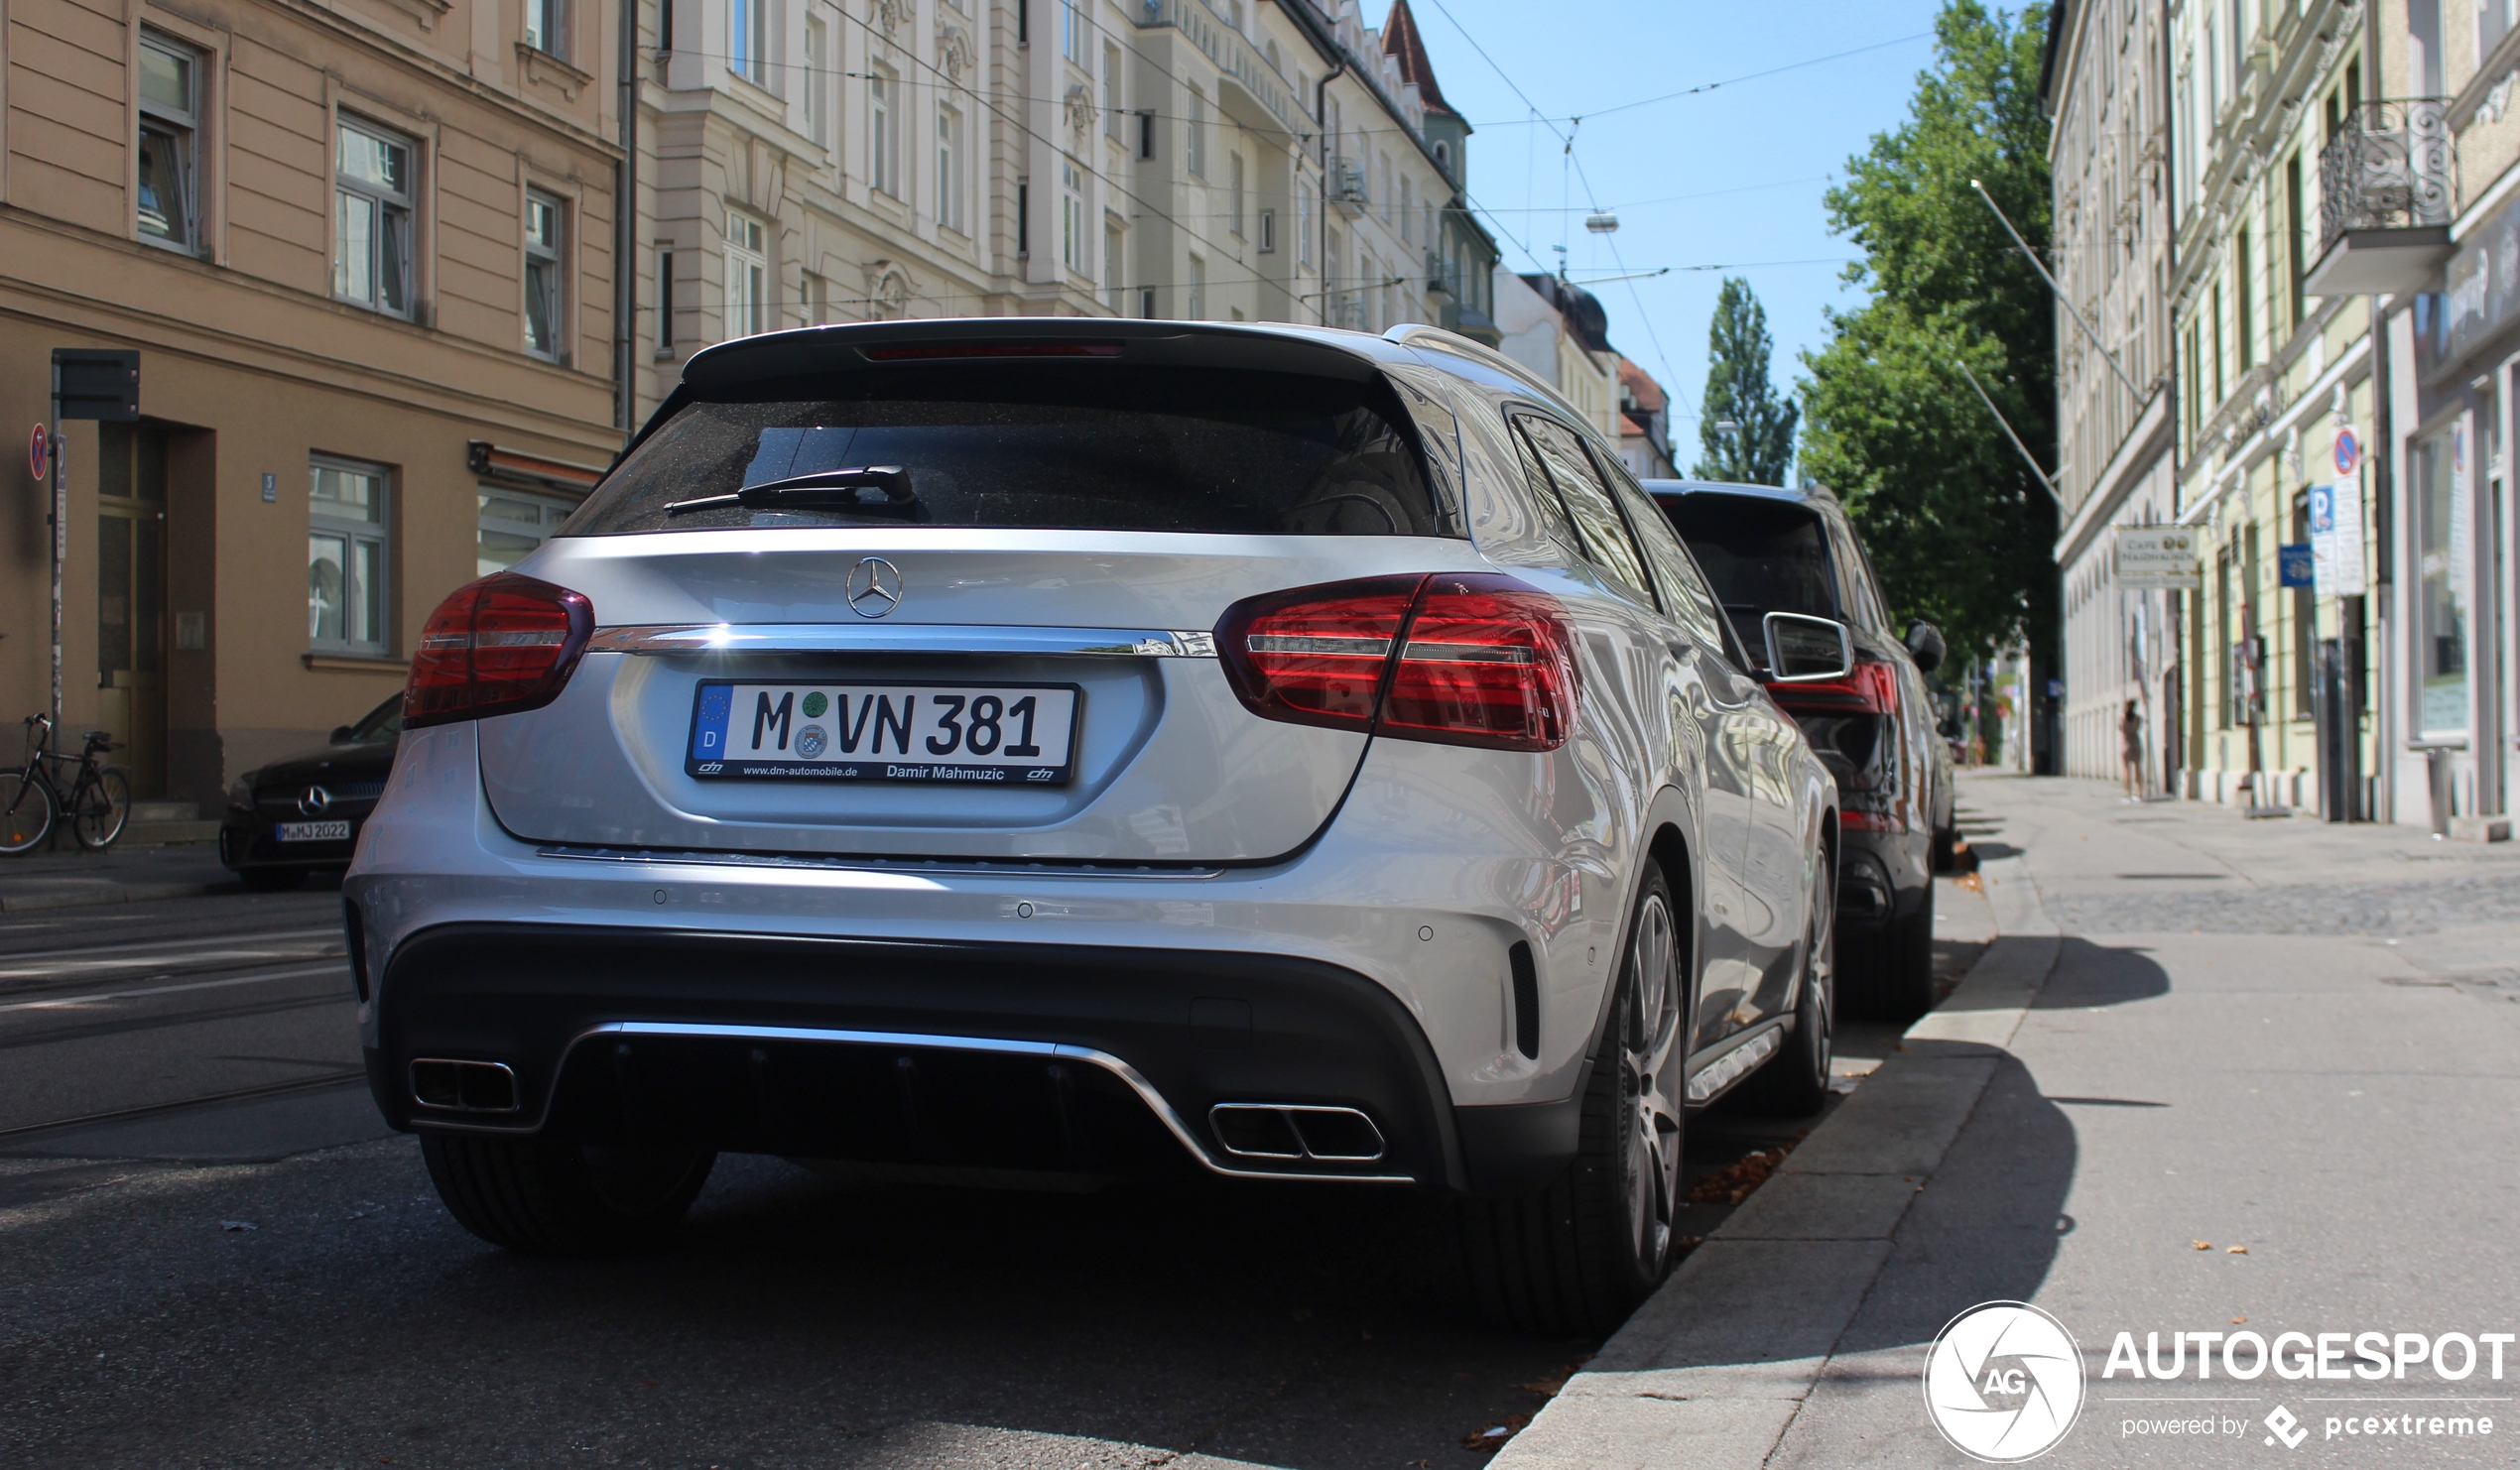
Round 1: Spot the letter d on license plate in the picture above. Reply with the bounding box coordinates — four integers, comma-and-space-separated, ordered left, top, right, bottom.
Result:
686, 680, 1080, 785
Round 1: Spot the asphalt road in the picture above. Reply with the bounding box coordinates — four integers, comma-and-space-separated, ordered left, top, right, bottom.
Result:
0, 870, 1983, 1468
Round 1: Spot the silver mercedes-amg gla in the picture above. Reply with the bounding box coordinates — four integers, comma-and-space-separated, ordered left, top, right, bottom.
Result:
346, 318, 1841, 1332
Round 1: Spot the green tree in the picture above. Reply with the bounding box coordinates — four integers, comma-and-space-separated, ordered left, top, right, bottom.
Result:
1694, 277, 1799, 484
1799, 0, 2056, 674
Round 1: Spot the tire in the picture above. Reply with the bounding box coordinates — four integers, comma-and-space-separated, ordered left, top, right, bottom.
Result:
1844, 880, 1936, 1022
1449, 861, 1686, 1335
239, 866, 309, 893
70, 767, 130, 849
0, 769, 54, 855
422, 1131, 716, 1255
1931, 823, 1957, 875
1745, 857, 1834, 1116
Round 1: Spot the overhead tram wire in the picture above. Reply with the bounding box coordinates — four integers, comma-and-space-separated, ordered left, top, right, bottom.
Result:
1466, 32, 1936, 128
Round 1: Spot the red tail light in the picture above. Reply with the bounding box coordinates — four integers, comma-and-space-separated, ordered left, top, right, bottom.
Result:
1766, 658, 1899, 715
404, 572, 595, 729
1216, 573, 1576, 752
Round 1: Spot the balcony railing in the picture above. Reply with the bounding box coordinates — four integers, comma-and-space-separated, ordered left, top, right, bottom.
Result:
2319, 99, 2451, 254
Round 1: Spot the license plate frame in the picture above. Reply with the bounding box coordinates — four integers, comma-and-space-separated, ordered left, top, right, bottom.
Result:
685, 679, 1083, 786
275, 819, 352, 842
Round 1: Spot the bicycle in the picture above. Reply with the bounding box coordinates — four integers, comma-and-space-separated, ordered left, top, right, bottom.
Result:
0, 714, 132, 854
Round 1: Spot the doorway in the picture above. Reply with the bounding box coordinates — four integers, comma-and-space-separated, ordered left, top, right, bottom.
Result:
95, 423, 169, 798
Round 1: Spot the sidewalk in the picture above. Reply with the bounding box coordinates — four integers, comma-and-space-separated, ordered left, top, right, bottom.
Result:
0, 844, 242, 913
1498, 773, 2520, 1469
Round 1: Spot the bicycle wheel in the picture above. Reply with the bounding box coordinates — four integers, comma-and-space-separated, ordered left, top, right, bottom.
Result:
0, 768, 55, 854
70, 767, 131, 850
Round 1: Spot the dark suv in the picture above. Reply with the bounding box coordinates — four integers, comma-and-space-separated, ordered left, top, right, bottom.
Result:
1646, 480, 1954, 1018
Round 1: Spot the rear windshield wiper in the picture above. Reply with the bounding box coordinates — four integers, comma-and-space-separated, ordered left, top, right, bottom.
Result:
664, 466, 915, 516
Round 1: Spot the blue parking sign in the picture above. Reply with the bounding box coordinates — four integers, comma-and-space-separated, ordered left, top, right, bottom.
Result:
2309, 483, 2334, 536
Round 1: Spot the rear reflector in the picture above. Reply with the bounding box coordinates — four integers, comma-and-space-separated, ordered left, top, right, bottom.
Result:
1216, 573, 1575, 752
404, 572, 595, 729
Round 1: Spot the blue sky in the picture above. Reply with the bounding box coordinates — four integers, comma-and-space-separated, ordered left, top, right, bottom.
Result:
1408, 0, 1963, 462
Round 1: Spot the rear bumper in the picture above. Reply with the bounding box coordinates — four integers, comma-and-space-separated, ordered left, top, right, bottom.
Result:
1836, 825, 1930, 929
369, 922, 1563, 1190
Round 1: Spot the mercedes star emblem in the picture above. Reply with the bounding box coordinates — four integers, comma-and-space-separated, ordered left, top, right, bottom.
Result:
298, 786, 332, 816
847, 556, 904, 619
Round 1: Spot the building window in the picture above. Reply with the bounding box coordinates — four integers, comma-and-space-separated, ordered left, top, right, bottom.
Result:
870, 66, 897, 195
1105, 221, 1125, 310
1061, 0, 1083, 61
525, 0, 564, 56
1188, 253, 1204, 319
309, 456, 390, 657
137, 36, 201, 253
524, 189, 565, 359
2417, 424, 2470, 736
478, 488, 575, 576
725, 210, 766, 338
1257, 207, 1274, 253
1061, 160, 1084, 275
938, 104, 964, 231
1102, 43, 1123, 138
656, 246, 675, 351
1228, 152, 1244, 237
1399, 175, 1413, 243
1187, 87, 1206, 178
729, 0, 765, 84
333, 119, 414, 317
1298, 183, 1313, 266
805, 15, 827, 144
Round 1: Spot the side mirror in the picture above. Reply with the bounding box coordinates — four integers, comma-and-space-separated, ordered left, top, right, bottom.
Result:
329, 725, 356, 744
1763, 612, 1854, 682
1904, 619, 1948, 674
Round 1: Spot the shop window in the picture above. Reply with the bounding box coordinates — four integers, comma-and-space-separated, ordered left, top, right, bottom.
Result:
2416, 425, 2470, 736
478, 488, 575, 576
309, 456, 391, 657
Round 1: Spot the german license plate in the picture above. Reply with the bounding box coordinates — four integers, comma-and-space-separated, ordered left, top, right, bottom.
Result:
686, 681, 1081, 785
275, 820, 351, 842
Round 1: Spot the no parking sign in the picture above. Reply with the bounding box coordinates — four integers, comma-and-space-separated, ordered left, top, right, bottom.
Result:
28, 423, 47, 482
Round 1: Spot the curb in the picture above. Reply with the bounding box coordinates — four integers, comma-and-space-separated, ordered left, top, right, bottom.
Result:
1493, 856, 2060, 1470
0, 881, 226, 914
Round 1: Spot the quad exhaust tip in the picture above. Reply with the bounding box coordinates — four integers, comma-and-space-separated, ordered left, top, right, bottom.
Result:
410, 1058, 522, 1114
1208, 1103, 1385, 1163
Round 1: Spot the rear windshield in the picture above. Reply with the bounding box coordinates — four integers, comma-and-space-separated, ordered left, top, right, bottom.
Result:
1657, 494, 1838, 644
567, 366, 1449, 537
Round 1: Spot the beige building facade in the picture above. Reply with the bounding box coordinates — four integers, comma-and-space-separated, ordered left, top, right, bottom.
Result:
2, 0, 624, 810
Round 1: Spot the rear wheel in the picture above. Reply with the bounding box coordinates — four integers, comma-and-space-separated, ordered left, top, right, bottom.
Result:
0, 769, 53, 855
422, 1131, 716, 1255
240, 866, 308, 893
1451, 862, 1685, 1334
1745, 858, 1834, 1116
69, 767, 130, 849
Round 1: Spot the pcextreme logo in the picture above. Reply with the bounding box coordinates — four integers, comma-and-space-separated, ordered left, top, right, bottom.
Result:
1925, 1301, 2087, 1462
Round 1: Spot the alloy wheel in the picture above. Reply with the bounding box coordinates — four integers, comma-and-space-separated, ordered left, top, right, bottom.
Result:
1622, 891, 1687, 1270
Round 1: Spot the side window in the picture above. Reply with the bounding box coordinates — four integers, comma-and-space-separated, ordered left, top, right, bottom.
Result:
1505, 414, 1584, 556
1514, 415, 1654, 602
1825, 511, 1882, 633
1604, 457, 1727, 652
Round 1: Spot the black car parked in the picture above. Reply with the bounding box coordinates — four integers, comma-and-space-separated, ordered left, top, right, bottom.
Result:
1645, 480, 1956, 1019
219, 694, 402, 892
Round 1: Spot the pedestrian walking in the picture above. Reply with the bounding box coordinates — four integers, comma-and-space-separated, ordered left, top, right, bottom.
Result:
2119, 698, 2144, 798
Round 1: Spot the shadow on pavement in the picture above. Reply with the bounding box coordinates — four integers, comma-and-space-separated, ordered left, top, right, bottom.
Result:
2034, 936, 2171, 1011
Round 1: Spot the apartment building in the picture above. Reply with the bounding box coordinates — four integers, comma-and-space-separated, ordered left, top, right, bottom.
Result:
1, 0, 625, 810
1491, 269, 1619, 438
2043, 0, 2181, 789
633, 0, 1500, 418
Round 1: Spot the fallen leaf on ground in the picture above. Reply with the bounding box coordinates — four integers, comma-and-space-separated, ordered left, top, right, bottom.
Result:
1955, 873, 1984, 893
2227, 1246, 2248, 1255
2232, 1317, 2247, 1325
1686, 1144, 1796, 1205
2193, 1240, 2211, 1250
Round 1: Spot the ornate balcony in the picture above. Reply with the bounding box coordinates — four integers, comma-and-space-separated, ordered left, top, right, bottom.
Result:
2305, 99, 2454, 297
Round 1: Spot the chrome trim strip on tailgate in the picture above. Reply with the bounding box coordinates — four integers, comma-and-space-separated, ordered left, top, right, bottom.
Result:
531, 843, 1224, 880
587, 624, 1219, 658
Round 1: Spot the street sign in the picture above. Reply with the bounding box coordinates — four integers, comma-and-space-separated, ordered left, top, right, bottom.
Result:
2279, 542, 2315, 587
2115, 527, 2203, 589
52, 348, 139, 422
2309, 479, 2368, 595
2333, 427, 2361, 478
28, 424, 47, 482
